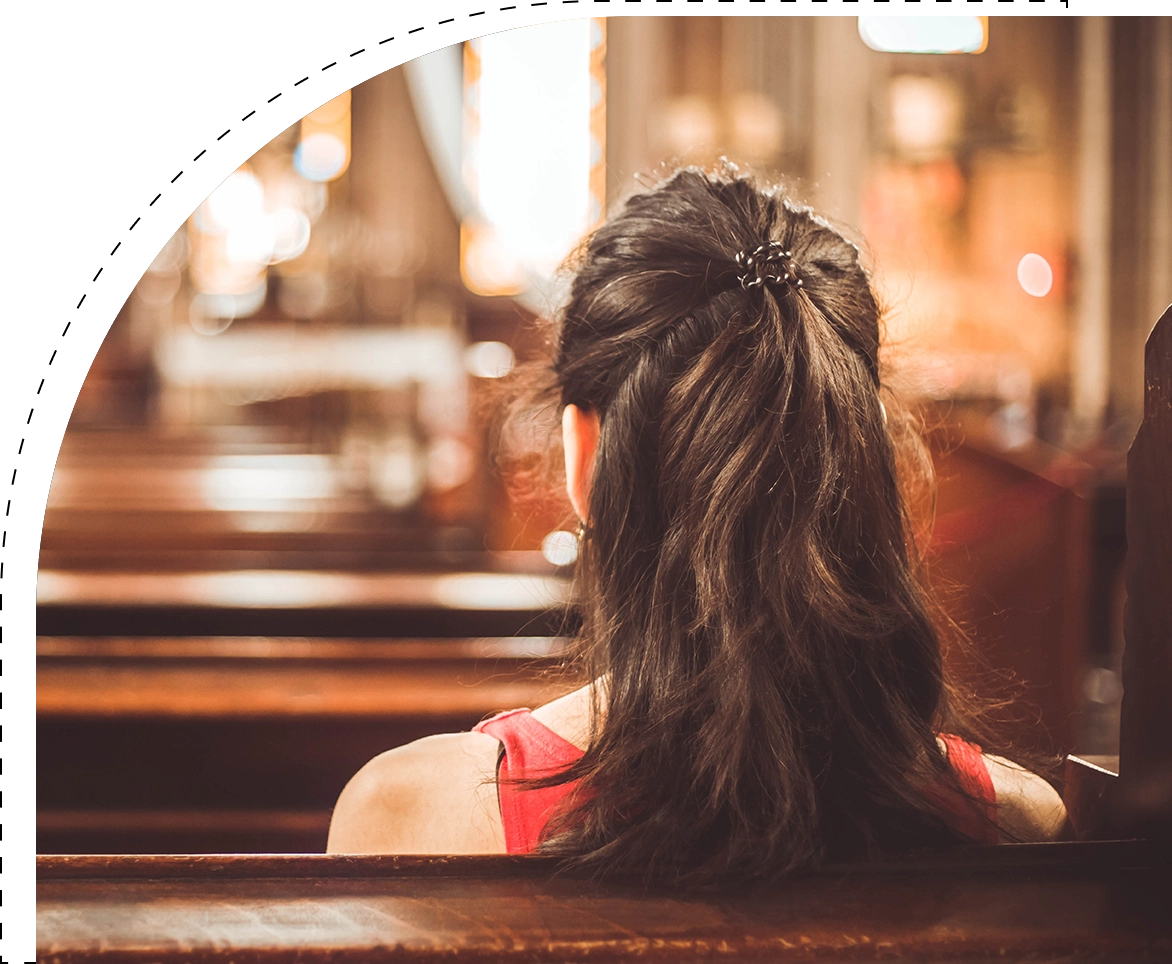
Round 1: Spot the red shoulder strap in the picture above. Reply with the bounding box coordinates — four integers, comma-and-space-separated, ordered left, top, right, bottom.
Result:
475, 716, 998, 849
473, 709, 586, 854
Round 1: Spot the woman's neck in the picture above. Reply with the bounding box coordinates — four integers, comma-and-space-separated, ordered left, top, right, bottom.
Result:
529, 678, 606, 751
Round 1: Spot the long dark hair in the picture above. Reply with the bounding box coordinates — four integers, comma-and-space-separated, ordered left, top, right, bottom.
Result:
506, 168, 999, 885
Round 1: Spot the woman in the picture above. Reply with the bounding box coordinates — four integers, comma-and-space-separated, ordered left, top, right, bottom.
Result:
327, 169, 1066, 882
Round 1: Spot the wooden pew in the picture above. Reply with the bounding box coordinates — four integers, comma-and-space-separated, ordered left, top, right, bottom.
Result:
1055, 306, 1172, 838
37, 568, 573, 637
1120, 304, 1172, 835
36, 371, 1100, 862
41, 426, 493, 570
37, 843, 1172, 962
35, 444, 1088, 853
37, 635, 576, 854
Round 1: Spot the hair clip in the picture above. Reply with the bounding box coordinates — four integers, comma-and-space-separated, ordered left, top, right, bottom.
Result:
735, 241, 803, 292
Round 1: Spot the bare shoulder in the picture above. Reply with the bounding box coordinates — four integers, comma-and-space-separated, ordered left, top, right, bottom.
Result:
983, 753, 1067, 842
327, 731, 506, 854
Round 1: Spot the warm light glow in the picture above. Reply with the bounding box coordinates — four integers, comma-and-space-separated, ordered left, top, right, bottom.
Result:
888, 76, 963, 160
189, 284, 267, 334
298, 91, 351, 182
202, 171, 266, 234
728, 92, 785, 161
36, 570, 572, 611
462, 19, 605, 295
432, 573, 573, 610
660, 95, 719, 158
190, 163, 317, 312
155, 327, 465, 393
859, 17, 987, 55
224, 218, 276, 266
271, 208, 312, 262
370, 436, 424, 509
460, 220, 525, 295
463, 340, 515, 379
1017, 253, 1054, 297
427, 438, 475, 491
201, 456, 340, 511
541, 530, 579, 567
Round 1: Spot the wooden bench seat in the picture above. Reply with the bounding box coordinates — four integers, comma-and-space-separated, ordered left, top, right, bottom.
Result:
36, 843, 1172, 962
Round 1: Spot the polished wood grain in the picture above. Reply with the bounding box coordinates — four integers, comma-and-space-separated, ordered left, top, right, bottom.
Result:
37, 844, 1172, 962
38, 662, 571, 718
37, 634, 574, 717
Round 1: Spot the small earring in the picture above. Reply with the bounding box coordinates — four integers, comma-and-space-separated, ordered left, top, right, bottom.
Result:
575, 519, 591, 542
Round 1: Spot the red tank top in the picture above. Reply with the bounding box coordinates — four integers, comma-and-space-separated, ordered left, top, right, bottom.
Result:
474, 709, 999, 853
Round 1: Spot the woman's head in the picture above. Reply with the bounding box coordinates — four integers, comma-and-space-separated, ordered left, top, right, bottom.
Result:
557, 169, 923, 675
556, 169, 881, 416
557, 171, 885, 526
519, 168, 981, 884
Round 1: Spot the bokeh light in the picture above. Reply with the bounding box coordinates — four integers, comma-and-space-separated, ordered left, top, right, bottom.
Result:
463, 340, 516, 379
1017, 253, 1054, 298
202, 171, 266, 234
294, 132, 349, 182
427, 438, 475, 492
541, 529, 580, 568
270, 208, 312, 263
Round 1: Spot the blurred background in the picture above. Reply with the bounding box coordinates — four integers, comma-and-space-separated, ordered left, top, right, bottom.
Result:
37, 16, 1172, 854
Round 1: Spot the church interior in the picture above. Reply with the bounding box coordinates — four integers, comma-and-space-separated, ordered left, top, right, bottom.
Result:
35, 15, 1172, 960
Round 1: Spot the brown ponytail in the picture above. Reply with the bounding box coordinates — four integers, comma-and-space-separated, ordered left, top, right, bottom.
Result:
507, 168, 1004, 885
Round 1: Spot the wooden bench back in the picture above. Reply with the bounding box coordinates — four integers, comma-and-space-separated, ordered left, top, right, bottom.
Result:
1121, 304, 1172, 835
36, 845, 1172, 962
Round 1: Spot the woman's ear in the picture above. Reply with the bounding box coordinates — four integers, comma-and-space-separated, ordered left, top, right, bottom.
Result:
562, 403, 601, 522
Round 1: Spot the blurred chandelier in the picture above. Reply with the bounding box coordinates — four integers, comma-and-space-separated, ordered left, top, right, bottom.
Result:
858, 17, 988, 55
